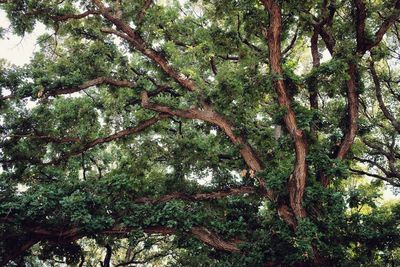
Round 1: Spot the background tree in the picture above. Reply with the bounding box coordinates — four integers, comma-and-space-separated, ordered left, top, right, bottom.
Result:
0, 0, 400, 266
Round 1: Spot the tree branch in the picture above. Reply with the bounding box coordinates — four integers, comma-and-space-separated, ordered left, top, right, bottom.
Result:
48, 114, 171, 165
44, 77, 136, 98
1, 223, 241, 265
93, 0, 269, 197
0, 238, 39, 267
103, 244, 112, 267
2, 77, 136, 100
140, 91, 272, 198
1, 114, 170, 166
134, 186, 260, 204
336, 62, 359, 160
364, 0, 400, 52
261, 0, 308, 219
354, 0, 367, 52
349, 167, 400, 186
93, 0, 196, 92
50, 10, 101, 22
282, 27, 298, 55
369, 60, 400, 133
7, 133, 80, 144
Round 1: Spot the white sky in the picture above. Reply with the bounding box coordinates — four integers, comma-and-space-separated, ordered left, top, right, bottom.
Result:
0, 10, 47, 66
0, 9, 398, 201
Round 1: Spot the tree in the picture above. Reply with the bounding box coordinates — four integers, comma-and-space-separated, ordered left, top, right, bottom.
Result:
0, 0, 400, 266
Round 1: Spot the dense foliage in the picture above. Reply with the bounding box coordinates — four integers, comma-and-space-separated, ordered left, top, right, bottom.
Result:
1, 0, 400, 266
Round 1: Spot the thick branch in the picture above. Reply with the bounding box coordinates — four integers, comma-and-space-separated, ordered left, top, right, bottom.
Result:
93, 0, 269, 198
140, 92, 270, 195
310, 26, 320, 137
103, 244, 112, 267
104, 225, 241, 253
92, 0, 196, 92
190, 227, 241, 253
0, 239, 39, 267
261, 0, 308, 219
319, 1, 336, 55
1, 223, 241, 265
310, 11, 329, 187
354, 0, 367, 52
135, 186, 259, 204
319, 27, 335, 54
333, 0, 397, 159
336, 62, 359, 160
304, 0, 336, 54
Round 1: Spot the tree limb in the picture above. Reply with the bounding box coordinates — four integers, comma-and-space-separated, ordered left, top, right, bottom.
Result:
44, 77, 136, 98
349, 167, 400, 186
49, 114, 171, 165
1, 114, 170, 166
1, 223, 241, 265
50, 10, 101, 22
261, 0, 308, 219
134, 185, 260, 204
93, 0, 196, 92
369, 60, 400, 133
2, 77, 136, 100
354, 0, 368, 53
336, 62, 359, 160
140, 91, 272, 199
364, 0, 400, 52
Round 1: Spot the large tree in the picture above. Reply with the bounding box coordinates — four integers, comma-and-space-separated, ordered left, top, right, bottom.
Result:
1, 0, 400, 266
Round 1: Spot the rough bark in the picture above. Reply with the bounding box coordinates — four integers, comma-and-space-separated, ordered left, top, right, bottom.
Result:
261, 0, 308, 220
